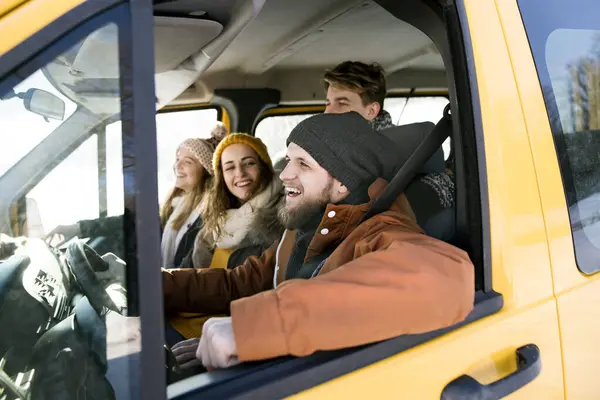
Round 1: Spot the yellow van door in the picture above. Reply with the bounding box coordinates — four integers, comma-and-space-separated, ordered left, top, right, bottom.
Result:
289, 0, 564, 397
0, 0, 84, 57
0, 0, 28, 17
502, 0, 600, 398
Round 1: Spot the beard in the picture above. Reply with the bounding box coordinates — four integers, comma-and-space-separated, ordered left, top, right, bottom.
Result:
278, 179, 333, 230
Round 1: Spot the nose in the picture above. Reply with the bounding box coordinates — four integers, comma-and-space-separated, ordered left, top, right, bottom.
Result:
237, 165, 248, 178
324, 104, 334, 114
279, 162, 295, 182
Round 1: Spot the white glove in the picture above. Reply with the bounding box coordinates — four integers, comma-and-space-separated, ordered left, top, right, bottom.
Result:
197, 317, 240, 369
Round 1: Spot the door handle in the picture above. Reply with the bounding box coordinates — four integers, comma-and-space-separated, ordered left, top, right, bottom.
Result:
441, 344, 541, 400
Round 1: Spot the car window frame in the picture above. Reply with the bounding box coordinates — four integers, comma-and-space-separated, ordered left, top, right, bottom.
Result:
0, 0, 165, 397
169, 0, 498, 397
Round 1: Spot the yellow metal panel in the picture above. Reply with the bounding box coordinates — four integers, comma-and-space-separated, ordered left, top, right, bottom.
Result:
493, 0, 584, 295
290, 0, 563, 397
221, 106, 231, 132
0, 0, 28, 18
160, 103, 212, 112
259, 105, 325, 118
464, 0, 553, 309
0, 0, 84, 57
495, 0, 600, 398
290, 303, 563, 399
554, 283, 600, 399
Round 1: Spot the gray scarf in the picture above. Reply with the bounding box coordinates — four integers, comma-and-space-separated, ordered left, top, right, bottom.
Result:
369, 109, 394, 131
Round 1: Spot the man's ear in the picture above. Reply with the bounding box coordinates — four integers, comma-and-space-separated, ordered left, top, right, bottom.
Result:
330, 180, 349, 203
366, 102, 381, 120
337, 183, 349, 195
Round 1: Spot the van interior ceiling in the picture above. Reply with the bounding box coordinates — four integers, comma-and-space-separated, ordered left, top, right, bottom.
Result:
155, 0, 449, 126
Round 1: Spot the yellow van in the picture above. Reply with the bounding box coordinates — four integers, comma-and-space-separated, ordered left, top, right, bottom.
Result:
1, 0, 599, 398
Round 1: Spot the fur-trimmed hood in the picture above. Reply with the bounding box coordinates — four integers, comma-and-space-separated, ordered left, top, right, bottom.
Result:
235, 180, 284, 249
192, 177, 284, 267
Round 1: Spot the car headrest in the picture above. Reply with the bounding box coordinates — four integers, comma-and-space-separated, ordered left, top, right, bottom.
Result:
273, 157, 287, 173
380, 121, 446, 174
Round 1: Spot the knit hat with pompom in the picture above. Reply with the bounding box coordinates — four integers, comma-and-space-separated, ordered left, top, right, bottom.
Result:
177, 122, 229, 175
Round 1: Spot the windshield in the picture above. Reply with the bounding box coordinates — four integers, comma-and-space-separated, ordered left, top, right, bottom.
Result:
0, 13, 146, 400
0, 71, 77, 177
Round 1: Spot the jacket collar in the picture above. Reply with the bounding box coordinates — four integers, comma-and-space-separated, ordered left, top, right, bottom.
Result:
274, 178, 419, 286
303, 178, 392, 259
369, 109, 395, 131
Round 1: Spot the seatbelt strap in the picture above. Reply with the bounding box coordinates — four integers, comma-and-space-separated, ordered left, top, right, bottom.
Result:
396, 87, 416, 124
361, 104, 453, 222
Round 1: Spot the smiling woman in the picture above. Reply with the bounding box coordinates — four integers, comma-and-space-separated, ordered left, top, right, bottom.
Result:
159, 132, 224, 270
193, 133, 282, 271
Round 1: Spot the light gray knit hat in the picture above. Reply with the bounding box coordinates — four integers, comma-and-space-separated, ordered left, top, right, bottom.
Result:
178, 122, 228, 175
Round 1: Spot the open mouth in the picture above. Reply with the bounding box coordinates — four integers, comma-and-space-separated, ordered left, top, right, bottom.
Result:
235, 179, 253, 188
175, 173, 186, 178
285, 186, 302, 198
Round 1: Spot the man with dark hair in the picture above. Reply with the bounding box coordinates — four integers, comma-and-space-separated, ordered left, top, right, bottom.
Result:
164, 112, 474, 369
323, 61, 395, 131
323, 61, 455, 240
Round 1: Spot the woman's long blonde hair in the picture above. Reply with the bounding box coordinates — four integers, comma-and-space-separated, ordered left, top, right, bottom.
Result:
160, 172, 212, 232
200, 156, 274, 247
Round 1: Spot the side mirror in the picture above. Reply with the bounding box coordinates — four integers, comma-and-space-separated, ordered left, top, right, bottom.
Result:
22, 89, 66, 121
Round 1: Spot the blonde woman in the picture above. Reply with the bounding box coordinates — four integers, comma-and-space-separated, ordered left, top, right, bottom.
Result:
159, 136, 216, 268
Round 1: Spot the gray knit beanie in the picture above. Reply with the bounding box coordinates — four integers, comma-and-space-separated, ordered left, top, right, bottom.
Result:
286, 111, 398, 191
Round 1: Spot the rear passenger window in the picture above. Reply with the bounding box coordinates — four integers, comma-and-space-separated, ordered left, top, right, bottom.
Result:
151, 108, 217, 200
255, 96, 451, 164
519, 0, 600, 273
255, 113, 316, 163
385, 96, 451, 158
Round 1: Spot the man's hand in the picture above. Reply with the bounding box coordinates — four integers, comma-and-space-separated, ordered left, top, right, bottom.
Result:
0, 234, 26, 260
46, 223, 81, 247
171, 338, 203, 370
197, 317, 240, 369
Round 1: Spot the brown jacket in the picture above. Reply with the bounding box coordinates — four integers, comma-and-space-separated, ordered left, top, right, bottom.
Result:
163, 179, 475, 362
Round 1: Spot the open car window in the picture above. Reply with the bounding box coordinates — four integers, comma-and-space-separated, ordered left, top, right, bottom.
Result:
0, 71, 77, 177
254, 96, 451, 163
0, 6, 148, 400
154, 108, 218, 200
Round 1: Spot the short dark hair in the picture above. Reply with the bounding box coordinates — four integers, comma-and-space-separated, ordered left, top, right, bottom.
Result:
323, 61, 387, 111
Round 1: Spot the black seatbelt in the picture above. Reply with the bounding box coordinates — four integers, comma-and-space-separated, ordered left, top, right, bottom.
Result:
362, 104, 452, 222
396, 87, 416, 124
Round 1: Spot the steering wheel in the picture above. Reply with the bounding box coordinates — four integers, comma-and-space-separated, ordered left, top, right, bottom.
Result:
65, 240, 120, 315
165, 343, 181, 373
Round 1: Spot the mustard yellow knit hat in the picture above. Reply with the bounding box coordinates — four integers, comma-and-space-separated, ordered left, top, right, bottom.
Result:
213, 133, 272, 173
